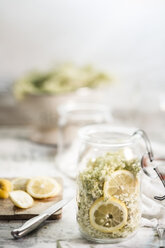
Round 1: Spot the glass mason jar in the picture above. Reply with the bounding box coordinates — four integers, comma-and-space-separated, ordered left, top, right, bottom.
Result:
76, 125, 143, 243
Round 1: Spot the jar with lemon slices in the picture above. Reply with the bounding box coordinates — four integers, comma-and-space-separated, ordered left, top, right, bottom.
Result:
76, 125, 142, 243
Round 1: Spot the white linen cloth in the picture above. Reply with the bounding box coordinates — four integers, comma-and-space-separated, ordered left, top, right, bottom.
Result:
141, 173, 165, 228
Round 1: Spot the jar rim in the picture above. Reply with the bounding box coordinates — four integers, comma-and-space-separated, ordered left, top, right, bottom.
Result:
78, 124, 138, 147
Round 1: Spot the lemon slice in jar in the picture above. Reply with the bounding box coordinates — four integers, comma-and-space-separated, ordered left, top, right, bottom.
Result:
89, 197, 127, 233
104, 170, 137, 198
9, 190, 33, 209
26, 177, 61, 199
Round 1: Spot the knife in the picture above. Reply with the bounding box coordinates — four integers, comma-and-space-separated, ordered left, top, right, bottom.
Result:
11, 196, 73, 239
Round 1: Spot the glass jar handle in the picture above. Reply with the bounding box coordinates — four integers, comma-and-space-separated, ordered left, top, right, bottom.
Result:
133, 129, 165, 201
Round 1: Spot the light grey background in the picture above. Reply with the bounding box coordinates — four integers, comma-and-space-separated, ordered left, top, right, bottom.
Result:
0, 0, 165, 87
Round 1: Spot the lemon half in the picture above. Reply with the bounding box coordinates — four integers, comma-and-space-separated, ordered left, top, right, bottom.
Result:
0, 179, 12, 199
12, 177, 29, 191
89, 197, 128, 233
9, 190, 34, 209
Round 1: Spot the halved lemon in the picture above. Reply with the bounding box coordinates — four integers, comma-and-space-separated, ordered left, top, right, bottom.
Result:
9, 190, 33, 209
12, 177, 29, 191
26, 177, 61, 199
89, 197, 127, 233
0, 179, 12, 199
104, 170, 137, 198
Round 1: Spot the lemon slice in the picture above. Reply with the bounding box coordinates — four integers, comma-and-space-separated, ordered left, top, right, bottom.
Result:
12, 177, 29, 191
104, 170, 137, 198
9, 190, 34, 209
89, 197, 127, 233
26, 177, 61, 199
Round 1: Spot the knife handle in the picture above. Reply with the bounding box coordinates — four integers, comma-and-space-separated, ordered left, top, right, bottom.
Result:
11, 213, 49, 239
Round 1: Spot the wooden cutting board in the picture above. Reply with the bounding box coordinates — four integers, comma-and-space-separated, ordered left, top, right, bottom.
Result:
0, 177, 63, 220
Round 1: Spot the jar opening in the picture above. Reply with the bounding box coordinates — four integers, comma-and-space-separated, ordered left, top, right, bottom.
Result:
79, 125, 137, 147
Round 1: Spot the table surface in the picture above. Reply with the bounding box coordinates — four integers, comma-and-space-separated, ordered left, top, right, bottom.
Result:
0, 127, 165, 248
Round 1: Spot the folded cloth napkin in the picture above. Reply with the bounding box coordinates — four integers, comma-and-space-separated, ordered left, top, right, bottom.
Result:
141, 173, 165, 228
